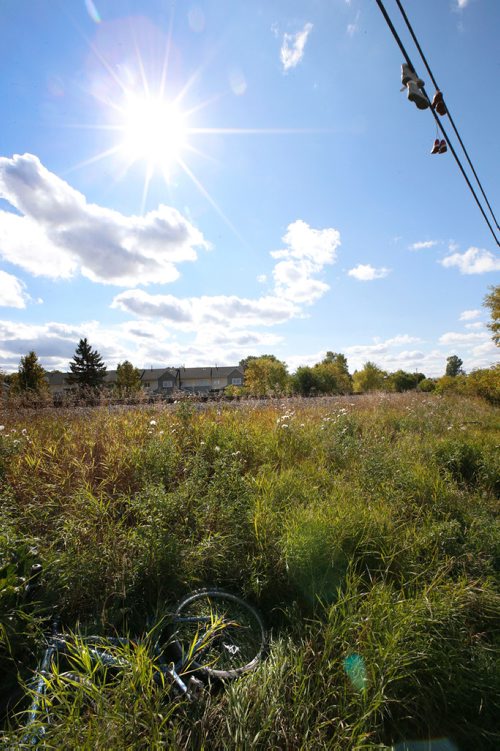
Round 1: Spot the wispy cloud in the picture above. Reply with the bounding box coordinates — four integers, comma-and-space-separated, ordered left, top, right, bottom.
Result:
440, 247, 500, 274
456, 0, 471, 9
459, 309, 481, 321
439, 330, 490, 345
0, 153, 209, 287
280, 23, 313, 72
409, 240, 438, 251
0, 270, 30, 308
347, 264, 390, 281
347, 10, 361, 37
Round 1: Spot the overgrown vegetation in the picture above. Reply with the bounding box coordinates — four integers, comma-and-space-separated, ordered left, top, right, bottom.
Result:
0, 393, 499, 749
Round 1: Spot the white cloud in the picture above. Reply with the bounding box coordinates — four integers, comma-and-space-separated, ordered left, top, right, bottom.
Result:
271, 219, 340, 302
459, 309, 481, 321
0, 153, 209, 287
441, 247, 500, 274
465, 321, 484, 330
111, 290, 301, 329
347, 264, 390, 281
0, 317, 284, 374
280, 23, 313, 72
0, 270, 30, 308
456, 0, 471, 8
409, 240, 438, 250
439, 331, 490, 345
347, 10, 361, 36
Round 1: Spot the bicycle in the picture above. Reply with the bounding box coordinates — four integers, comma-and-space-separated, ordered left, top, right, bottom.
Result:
19, 589, 266, 746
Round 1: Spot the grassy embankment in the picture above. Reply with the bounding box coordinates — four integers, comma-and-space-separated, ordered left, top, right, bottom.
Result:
0, 393, 499, 749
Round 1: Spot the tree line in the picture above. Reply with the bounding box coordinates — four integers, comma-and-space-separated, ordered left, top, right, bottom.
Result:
2, 284, 499, 405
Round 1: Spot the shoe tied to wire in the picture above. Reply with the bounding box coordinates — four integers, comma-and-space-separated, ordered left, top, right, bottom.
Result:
401, 63, 425, 88
431, 139, 440, 154
431, 90, 447, 116
438, 139, 447, 154
407, 80, 430, 110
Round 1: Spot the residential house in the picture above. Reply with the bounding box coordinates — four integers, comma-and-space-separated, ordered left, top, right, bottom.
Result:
45, 365, 244, 398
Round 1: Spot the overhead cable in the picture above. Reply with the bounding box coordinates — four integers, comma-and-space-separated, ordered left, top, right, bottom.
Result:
394, 0, 499, 233
373, 0, 499, 247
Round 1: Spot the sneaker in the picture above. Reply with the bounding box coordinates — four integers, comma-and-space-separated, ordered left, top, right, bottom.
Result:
407, 80, 430, 110
401, 63, 424, 88
431, 91, 447, 116
438, 139, 447, 154
431, 139, 440, 154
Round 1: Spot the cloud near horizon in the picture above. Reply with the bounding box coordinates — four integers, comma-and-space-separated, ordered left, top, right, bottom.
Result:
280, 23, 313, 72
0, 153, 209, 287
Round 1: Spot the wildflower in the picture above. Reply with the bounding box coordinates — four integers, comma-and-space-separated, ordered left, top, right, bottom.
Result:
150, 419, 157, 426
214, 445, 221, 452
22, 428, 27, 435
0, 425, 4, 431
281, 424, 289, 429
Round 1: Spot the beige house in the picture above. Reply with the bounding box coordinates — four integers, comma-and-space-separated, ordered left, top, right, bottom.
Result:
45, 366, 244, 398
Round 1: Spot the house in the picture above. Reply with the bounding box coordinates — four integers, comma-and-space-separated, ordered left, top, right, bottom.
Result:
177, 367, 243, 394
45, 365, 244, 398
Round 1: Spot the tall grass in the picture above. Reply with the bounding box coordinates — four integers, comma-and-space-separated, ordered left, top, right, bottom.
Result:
1, 393, 499, 748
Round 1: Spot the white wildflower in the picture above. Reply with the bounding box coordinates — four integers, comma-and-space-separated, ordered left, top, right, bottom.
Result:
149, 419, 157, 426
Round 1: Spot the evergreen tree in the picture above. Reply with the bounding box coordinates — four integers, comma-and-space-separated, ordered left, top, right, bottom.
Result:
68, 338, 107, 389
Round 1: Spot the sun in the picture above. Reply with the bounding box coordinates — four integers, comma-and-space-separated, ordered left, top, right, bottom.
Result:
120, 94, 188, 172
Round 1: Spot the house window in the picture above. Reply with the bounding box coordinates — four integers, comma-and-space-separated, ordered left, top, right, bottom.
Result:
162, 380, 173, 388
231, 378, 242, 385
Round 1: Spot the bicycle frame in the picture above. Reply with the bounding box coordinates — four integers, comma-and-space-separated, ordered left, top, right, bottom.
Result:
22, 614, 213, 746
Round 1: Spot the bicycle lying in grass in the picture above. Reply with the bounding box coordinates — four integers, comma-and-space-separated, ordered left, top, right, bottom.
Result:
18, 589, 266, 746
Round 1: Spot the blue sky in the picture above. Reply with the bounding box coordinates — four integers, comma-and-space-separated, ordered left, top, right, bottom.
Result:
0, 0, 498, 377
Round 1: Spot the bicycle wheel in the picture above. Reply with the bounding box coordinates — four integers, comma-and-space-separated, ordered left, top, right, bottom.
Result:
170, 589, 265, 680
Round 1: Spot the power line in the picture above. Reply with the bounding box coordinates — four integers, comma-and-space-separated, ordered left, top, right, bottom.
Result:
394, 0, 500, 233
373, 0, 500, 247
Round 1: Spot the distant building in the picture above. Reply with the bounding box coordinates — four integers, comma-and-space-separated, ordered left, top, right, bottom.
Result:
45, 365, 244, 399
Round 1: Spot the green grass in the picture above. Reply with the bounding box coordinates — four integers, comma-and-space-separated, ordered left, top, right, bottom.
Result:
0, 393, 499, 749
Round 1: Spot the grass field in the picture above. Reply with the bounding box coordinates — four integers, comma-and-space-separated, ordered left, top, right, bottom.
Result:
1, 393, 499, 749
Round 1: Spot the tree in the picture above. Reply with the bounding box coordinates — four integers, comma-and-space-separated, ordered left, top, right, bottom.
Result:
291, 366, 319, 396
14, 351, 47, 394
67, 338, 107, 390
244, 356, 289, 396
239, 354, 280, 371
115, 360, 142, 396
387, 370, 425, 393
445, 355, 464, 377
352, 361, 388, 393
484, 284, 500, 348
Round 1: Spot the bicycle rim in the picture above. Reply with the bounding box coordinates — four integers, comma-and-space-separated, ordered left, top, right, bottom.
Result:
171, 589, 265, 679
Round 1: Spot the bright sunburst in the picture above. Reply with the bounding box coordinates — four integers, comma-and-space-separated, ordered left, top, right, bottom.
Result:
120, 94, 187, 172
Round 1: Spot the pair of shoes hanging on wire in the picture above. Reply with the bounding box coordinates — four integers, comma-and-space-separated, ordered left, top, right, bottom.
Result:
431, 138, 447, 154
401, 63, 429, 109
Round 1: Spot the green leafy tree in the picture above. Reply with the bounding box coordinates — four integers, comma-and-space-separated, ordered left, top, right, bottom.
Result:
387, 370, 425, 393
67, 338, 107, 390
352, 361, 388, 393
484, 284, 500, 347
445, 355, 464, 377
115, 360, 142, 396
244, 356, 289, 396
291, 366, 319, 396
13, 351, 47, 394
239, 354, 280, 371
